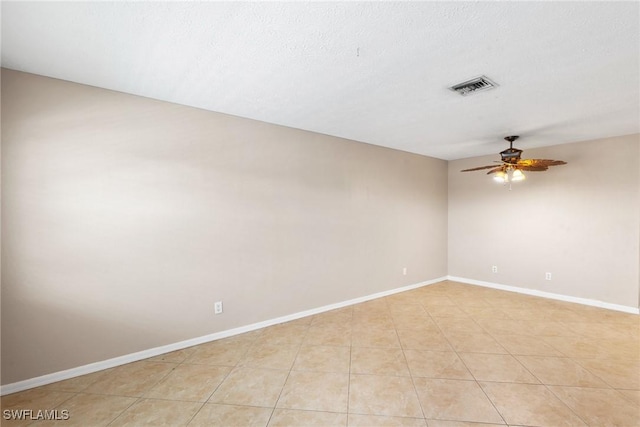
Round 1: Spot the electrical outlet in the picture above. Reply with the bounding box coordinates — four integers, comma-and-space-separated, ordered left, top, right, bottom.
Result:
545, 272, 552, 281
492, 265, 498, 273
402, 267, 407, 275
214, 301, 223, 314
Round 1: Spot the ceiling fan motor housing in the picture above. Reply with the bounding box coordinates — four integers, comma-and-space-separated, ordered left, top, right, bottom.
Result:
500, 147, 523, 164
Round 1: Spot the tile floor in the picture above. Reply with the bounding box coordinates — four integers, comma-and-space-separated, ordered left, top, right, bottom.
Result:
2, 281, 639, 426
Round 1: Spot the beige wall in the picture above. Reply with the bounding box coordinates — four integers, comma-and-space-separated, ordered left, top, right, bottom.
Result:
3, 67, 638, 387
1, 70, 448, 384
449, 134, 640, 308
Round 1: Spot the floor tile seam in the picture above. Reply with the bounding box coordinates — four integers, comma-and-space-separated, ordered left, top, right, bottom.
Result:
511, 354, 609, 383
189, 362, 235, 406
104, 396, 143, 427
138, 361, 229, 404
25, 390, 77, 414
539, 383, 591, 426
348, 371, 416, 379
346, 342, 352, 415
182, 401, 207, 426
422, 415, 508, 425
346, 409, 425, 419
614, 388, 640, 405
396, 330, 427, 421
568, 359, 632, 390
173, 361, 237, 369
267, 331, 309, 425
272, 406, 349, 415
460, 347, 546, 386
58, 390, 146, 399
128, 394, 216, 404
454, 352, 509, 426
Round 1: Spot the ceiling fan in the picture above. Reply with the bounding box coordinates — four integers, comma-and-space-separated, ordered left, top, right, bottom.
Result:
461, 136, 567, 185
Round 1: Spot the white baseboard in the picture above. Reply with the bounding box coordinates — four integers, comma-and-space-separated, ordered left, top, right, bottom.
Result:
447, 276, 640, 315
0, 276, 446, 396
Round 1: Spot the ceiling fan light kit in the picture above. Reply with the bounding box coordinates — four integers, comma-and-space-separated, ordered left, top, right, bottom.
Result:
461, 135, 567, 189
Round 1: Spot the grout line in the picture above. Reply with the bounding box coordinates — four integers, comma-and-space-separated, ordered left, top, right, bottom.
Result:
428, 301, 509, 426
264, 315, 314, 426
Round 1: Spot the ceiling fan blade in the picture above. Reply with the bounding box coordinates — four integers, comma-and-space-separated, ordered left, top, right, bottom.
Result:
461, 165, 498, 172
517, 159, 567, 167
486, 167, 505, 175
518, 165, 548, 171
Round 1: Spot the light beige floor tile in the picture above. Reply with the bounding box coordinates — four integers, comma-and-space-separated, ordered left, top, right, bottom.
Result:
458, 353, 539, 384
492, 334, 563, 357
303, 325, 352, 347
474, 319, 532, 336
404, 350, 473, 380
268, 408, 347, 426
348, 413, 426, 426
218, 330, 265, 344
425, 306, 470, 318
480, 382, 585, 426
564, 322, 638, 340
109, 398, 201, 426
460, 306, 511, 320
516, 356, 608, 387
352, 315, 396, 330
396, 329, 453, 351
351, 347, 410, 376
434, 317, 485, 334
548, 385, 640, 426
596, 338, 640, 360
425, 421, 505, 427
415, 296, 457, 308
0, 389, 76, 426
36, 393, 136, 427
392, 314, 437, 331
209, 367, 288, 407
443, 332, 507, 354
293, 345, 351, 373
184, 340, 251, 366
187, 403, 271, 427
1, 389, 75, 411
574, 358, 640, 389
147, 347, 197, 363
352, 299, 388, 312
145, 364, 230, 402
452, 297, 493, 308
567, 307, 639, 324
500, 307, 549, 321
349, 374, 422, 418
239, 343, 299, 370
388, 303, 427, 315
387, 293, 423, 304
311, 307, 353, 326
516, 320, 579, 337
351, 328, 401, 349
83, 361, 176, 397
36, 371, 107, 393
616, 389, 640, 406
541, 336, 607, 359
254, 323, 310, 346
282, 317, 315, 327
413, 378, 503, 424
276, 371, 349, 412
389, 309, 429, 320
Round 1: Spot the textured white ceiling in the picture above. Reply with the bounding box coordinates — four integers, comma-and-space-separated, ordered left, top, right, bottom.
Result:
2, 2, 638, 160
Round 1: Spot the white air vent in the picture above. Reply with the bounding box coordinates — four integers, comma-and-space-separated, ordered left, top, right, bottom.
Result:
449, 76, 498, 96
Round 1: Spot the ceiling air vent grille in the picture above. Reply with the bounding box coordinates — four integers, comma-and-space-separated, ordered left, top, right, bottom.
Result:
449, 76, 498, 96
